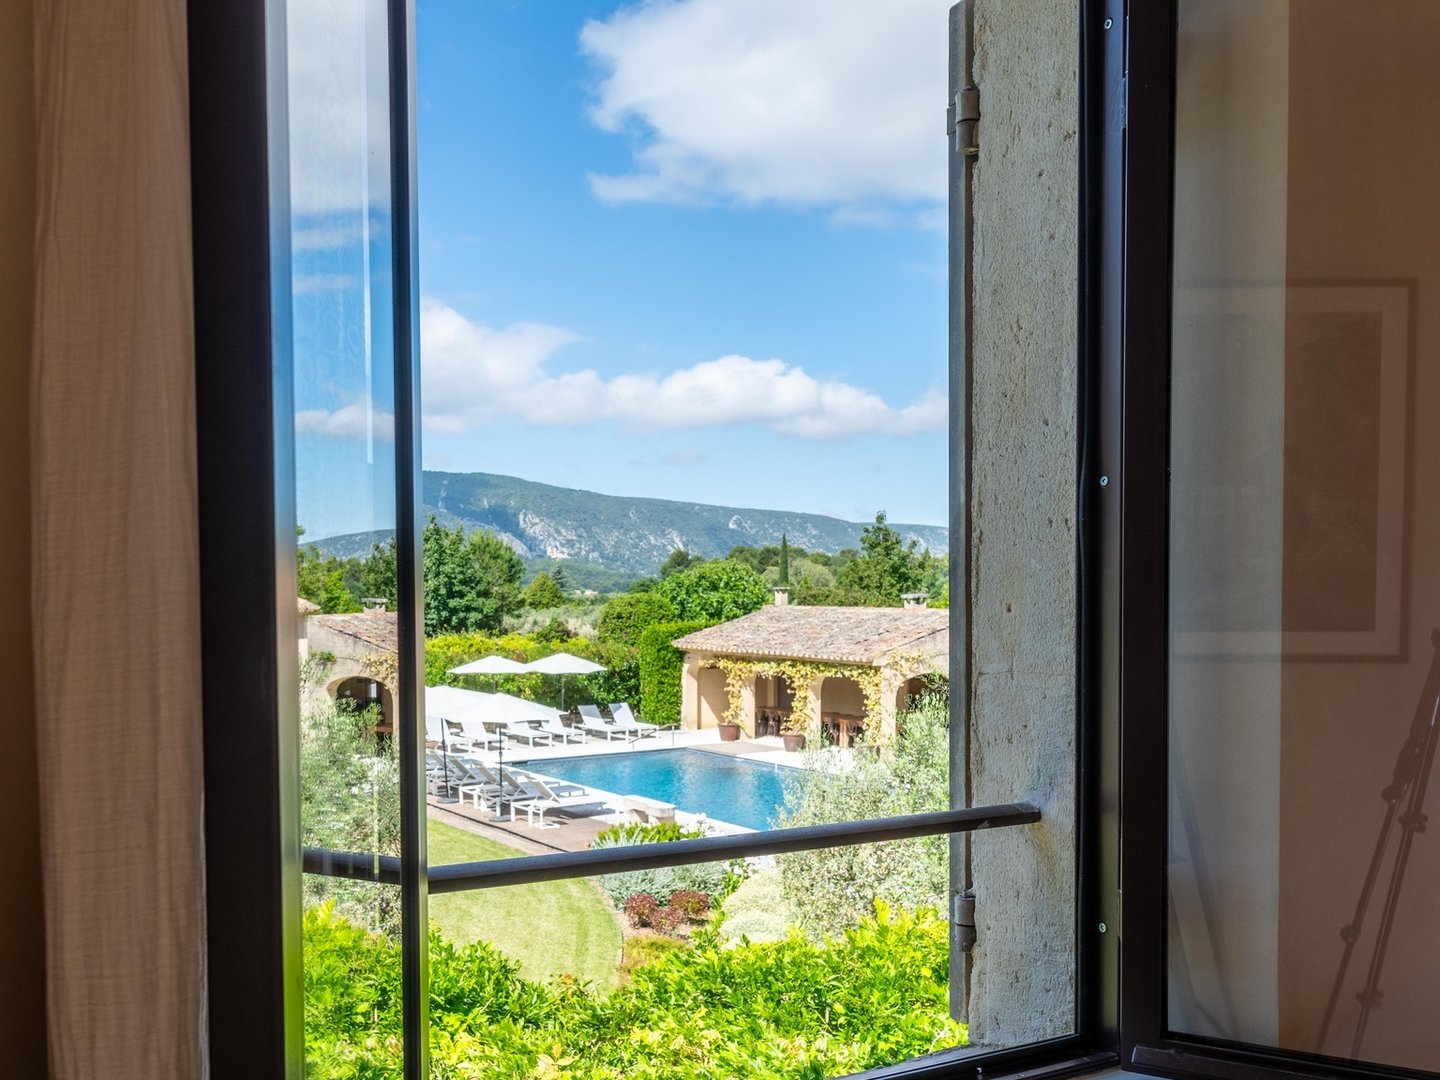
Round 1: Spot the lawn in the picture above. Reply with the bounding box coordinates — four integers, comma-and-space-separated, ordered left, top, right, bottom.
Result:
426, 817, 623, 990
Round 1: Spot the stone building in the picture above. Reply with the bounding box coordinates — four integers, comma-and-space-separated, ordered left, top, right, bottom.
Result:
672, 605, 948, 744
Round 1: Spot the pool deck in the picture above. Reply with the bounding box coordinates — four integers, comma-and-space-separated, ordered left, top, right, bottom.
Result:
427, 728, 805, 855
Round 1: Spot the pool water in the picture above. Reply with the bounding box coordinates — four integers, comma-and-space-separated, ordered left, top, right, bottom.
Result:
528, 749, 795, 831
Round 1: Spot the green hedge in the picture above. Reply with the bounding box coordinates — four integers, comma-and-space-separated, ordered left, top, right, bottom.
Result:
304, 900, 965, 1079
638, 619, 707, 726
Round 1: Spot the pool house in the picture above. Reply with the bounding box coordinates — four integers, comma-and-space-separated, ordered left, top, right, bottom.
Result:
671, 599, 949, 745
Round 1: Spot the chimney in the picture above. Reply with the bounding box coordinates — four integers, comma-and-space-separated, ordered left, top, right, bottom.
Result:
361, 596, 388, 613
772, 586, 790, 607
901, 592, 929, 609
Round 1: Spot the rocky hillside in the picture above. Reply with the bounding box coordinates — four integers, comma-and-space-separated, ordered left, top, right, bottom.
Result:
312, 470, 948, 579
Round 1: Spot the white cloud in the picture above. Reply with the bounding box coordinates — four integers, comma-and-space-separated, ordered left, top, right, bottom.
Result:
420, 300, 944, 439
580, 0, 950, 218
296, 400, 395, 441
286, 0, 394, 216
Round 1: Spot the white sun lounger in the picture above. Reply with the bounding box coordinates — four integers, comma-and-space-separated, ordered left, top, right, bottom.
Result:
535, 712, 587, 744
510, 777, 609, 829
609, 702, 663, 735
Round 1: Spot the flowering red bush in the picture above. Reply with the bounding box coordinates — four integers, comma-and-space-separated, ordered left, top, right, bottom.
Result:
623, 892, 660, 928
648, 905, 684, 935
668, 890, 711, 921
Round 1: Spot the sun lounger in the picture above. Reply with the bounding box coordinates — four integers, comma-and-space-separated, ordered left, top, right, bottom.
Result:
504, 720, 555, 747
451, 718, 503, 752
510, 776, 610, 829
609, 702, 663, 735
535, 712, 586, 744
457, 760, 521, 811
497, 765, 586, 798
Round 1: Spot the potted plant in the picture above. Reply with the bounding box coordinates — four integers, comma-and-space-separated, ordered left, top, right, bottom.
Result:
717, 719, 742, 741
780, 717, 806, 753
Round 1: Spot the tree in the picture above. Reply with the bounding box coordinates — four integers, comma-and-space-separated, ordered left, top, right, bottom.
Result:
657, 559, 768, 623
297, 545, 362, 613
834, 512, 926, 605
777, 534, 791, 586
596, 591, 677, 649
521, 571, 565, 610
359, 537, 397, 607
421, 519, 523, 636
659, 548, 703, 578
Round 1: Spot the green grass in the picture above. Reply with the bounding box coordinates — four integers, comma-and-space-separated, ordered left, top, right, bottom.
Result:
426, 817, 623, 990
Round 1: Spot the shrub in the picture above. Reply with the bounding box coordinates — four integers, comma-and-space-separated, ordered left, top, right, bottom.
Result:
775, 692, 951, 938
597, 591, 676, 648
593, 820, 702, 847
624, 892, 661, 928
715, 870, 796, 946
300, 703, 401, 936
668, 889, 711, 921
593, 816, 732, 908
304, 900, 966, 1078
648, 905, 684, 935
637, 619, 708, 725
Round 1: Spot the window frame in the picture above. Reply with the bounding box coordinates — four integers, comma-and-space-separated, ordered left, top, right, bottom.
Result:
1108, 4, 1440, 1080
192, 1, 1116, 1078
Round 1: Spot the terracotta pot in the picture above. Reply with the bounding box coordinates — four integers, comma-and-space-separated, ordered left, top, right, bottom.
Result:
717, 722, 741, 742
781, 732, 807, 752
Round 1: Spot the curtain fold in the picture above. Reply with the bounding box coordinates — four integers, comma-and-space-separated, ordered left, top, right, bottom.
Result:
32, 1, 207, 1076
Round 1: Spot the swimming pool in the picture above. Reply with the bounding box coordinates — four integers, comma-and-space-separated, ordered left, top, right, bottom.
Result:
527, 749, 795, 831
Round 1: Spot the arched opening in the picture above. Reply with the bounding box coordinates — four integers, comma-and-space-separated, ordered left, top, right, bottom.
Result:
895, 675, 931, 714
818, 674, 866, 746
753, 674, 794, 737
328, 675, 394, 736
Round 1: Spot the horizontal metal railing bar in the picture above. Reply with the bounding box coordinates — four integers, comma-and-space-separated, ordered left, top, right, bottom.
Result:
302, 804, 1039, 893
443, 803, 1037, 892
303, 848, 402, 884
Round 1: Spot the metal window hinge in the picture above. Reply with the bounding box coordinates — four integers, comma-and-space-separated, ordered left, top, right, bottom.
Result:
952, 888, 977, 951
947, 86, 980, 156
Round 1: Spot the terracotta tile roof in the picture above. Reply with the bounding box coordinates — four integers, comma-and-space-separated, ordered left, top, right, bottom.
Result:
298, 597, 321, 616
673, 606, 948, 666
310, 612, 398, 652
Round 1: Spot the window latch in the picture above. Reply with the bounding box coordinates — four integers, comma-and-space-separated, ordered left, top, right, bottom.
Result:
953, 888, 977, 951
947, 87, 980, 156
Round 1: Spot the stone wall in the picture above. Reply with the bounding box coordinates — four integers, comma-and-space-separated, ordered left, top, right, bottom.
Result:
966, 0, 1079, 1047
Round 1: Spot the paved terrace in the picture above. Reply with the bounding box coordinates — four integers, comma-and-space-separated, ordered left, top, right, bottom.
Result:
427, 727, 804, 855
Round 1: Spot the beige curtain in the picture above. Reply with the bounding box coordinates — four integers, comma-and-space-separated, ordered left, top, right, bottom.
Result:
32, 1, 207, 1076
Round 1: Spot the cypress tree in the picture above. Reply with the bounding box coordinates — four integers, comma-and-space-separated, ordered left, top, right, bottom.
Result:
778, 534, 791, 586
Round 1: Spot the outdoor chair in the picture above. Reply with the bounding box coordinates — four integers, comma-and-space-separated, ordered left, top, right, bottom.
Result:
580, 712, 630, 741
452, 718, 503, 752
504, 721, 554, 748
498, 765, 586, 798
458, 760, 521, 812
535, 711, 586, 744
609, 702, 662, 737
510, 777, 610, 829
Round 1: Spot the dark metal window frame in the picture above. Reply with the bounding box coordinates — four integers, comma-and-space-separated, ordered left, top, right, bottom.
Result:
191, 2, 1117, 1079
1109, 4, 1439, 1080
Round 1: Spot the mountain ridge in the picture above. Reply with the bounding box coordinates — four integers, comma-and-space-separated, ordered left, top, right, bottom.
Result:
310, 470, 948, 579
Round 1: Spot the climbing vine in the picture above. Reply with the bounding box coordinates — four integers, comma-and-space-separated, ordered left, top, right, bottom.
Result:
708, 649, 939, 740
710, 657, 884, 737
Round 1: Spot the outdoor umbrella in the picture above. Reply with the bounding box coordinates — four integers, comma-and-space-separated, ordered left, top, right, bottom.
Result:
522, 651, 606, 710
448, 653, 527, 691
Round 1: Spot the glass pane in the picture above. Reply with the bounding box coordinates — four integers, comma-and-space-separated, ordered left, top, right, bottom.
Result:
285, 0, 404, 1070
1168, 2, 1438, 1071
424, 841, 961, 1075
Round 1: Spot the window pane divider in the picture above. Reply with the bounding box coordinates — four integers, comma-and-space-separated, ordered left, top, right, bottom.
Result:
303, 802, 1039, 892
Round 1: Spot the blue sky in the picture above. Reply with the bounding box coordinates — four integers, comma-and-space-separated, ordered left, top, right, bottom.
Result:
292, 0, 952, 540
